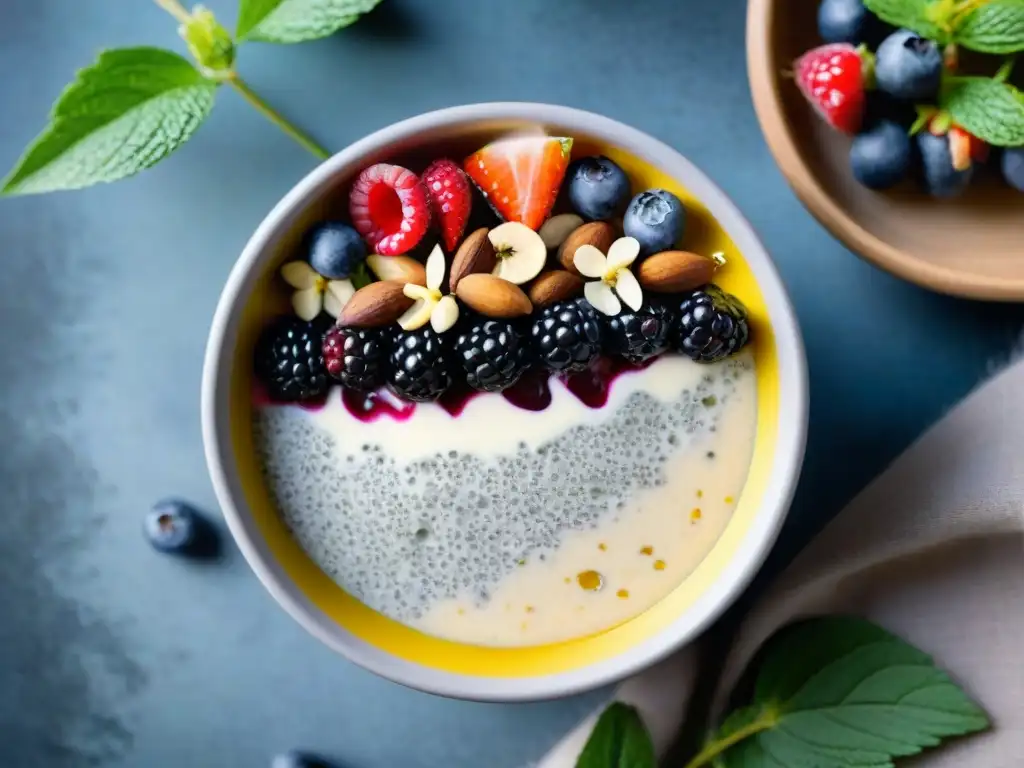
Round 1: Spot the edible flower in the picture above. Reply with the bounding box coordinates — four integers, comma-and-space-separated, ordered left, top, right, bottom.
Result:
574, 236, 643, 316
399, 244, 459, 333
280, 261, 354, 321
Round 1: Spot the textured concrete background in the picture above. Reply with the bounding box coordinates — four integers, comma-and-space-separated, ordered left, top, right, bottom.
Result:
1, 0, 1022, 766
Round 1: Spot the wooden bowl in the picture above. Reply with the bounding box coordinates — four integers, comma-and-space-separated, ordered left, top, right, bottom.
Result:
747, 0, 1024, 301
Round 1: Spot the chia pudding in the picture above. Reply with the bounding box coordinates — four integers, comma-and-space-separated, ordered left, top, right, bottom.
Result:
249, 131, 757, 646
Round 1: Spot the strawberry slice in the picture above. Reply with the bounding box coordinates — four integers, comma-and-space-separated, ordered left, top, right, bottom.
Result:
349, 163, 430, 256
423, 159, 472, 252
795, 43, 866, 134
947, 125, 988, 171
464, 136, 573, 231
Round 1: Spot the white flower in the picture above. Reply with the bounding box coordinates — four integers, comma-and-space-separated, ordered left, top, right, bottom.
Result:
574, 236, 643, 316
398, 244, 460, 333
280, 261, 355, 321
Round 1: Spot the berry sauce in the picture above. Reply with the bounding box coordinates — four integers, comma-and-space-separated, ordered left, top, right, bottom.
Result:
253, 356, 657, 419
251, 380, 328, 412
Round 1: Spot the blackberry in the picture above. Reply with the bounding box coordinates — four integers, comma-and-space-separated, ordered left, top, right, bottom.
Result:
322, 326, 391, 393
671, 285, 750, 363
603, 302, 675, 364
455, 318, 531, 392
254, 316, 330, 401
530, 298, 602, 373
388, 327, 454, 402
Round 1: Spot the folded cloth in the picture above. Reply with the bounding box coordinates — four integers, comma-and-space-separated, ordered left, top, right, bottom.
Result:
540, 357, 1024, 767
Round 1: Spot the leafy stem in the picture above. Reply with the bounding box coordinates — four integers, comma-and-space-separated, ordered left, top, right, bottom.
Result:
225, 73, 331, 159
679, 710, 777, 768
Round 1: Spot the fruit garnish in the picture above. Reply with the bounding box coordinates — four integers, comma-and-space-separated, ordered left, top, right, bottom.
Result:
538, 213, 584, 250
1003, 148, 1024, 193
398, 244, 460, 333
322, 326, 391, 393
874, 29, 942, 102
464, 135, 573, 230
387, 327, 454, 402
306, 222, 366, 279
423, 158, 472, 252
603, 302, 674, 364
623, 189, 687, 256
947, 126, 988, 172
575, 236, 643, 317
349, 163, 430, 255
849, 120, 913, 190
794, 43, 867, 134
254, 316, 331, 401
487, 221, 547, 285
454, 318, 531, 392
530, 299, 603, 373
280, 260, 355, 321
145, 499, 217, 557
566, 155, 631, 221
672, 285, 750, 364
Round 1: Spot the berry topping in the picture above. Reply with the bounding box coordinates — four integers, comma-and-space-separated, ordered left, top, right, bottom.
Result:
672, 286, 750, 364
464, 135, 573, 230
305, 222, 366, 279
794, 43, 866, 134
946, 125, 988, 172
874, 29, 943, 102
849, 120, 912, 190
423, 159, 472, 252
1003, 148, 1024, 193
623, 189, 686, 256
817, 0, 879, 45
567, 155, 631, 221
917, 132, 974, 198
575, 236, 644, 316
455, 318, 532, 392
255, 316, 331, 402
530, 298, 603, 373
603, 302, 675, 364
323, 325, 392, 393
388, 327, 454, 402
144, 499, 218, 557
280, 260, 354, 321
349, 163, 430, 255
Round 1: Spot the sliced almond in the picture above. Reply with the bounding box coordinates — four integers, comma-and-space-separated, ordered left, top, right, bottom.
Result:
488, 222, 547, 285
430, 295, 460, 333
397, 298, 434, 331
558, 221, 616, 274
538, 213, 584, 250
456, 274, 533, 318
338, 281, 414, 327
637, 251, 717, 294
449, 228, 496, 292
366, 254, 427, 286
528, 270, 584, 308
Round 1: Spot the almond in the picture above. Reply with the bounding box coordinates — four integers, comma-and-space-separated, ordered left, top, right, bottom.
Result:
456, 274, 532, 318
528, 270, 584, 308
338, 281, 414, 327
558, 221, 616, 274
365, 254, 427, 286
449, 228, 496, 292
637, 251, 717, 293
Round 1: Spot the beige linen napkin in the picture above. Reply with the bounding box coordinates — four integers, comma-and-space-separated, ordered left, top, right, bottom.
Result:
540, 356, 1024, 766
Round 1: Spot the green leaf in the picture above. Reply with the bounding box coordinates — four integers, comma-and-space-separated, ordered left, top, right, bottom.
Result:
350, 261, 372, 290
862, 0, 946, 41
954, 0, 1024, 53
941, 76, 1024, 146
713, 617, 990, 768
236, 0, 384, 43
2, 48, 216, 196
576, 703, 656, 768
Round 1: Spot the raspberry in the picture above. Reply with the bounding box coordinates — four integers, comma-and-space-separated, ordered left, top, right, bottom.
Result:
603, 302, 675, 364
671, 286, 750, 364
530, 298, 603, 373
388, 327, 454, 402
322, 326, 392, 393
255, 317, 330, 402
455, 318, 532, 392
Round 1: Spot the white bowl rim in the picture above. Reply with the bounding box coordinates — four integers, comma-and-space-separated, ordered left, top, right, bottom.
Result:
202, 102, 808, 702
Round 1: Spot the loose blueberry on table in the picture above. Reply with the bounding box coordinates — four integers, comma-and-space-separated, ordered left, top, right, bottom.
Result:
252, 133, 753, 416
144, 499, 218, 557
794, 0, 1024, 199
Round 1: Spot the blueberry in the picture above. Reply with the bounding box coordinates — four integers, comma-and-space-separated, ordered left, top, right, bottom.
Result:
306, 222, 366, 279
271, 751, 336, 768
144, 499, 219, 557
567, 155, 631, 220
917, 132, 974, 198
850, 120, 912, 190
875, 29, 943, 101
1002, 147, 1024, 192
623, 189, 686, 256
817, 0, 868, 43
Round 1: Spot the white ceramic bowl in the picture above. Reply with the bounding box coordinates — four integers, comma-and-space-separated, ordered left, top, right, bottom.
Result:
202, 103, 808, 701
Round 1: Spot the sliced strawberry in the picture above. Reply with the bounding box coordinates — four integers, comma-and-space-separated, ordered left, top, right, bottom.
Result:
349, 163, 430, 256
795, 43, 866, 134
947, 125, 988, 171
423, 159, 472, 252
464, 136, 573, 231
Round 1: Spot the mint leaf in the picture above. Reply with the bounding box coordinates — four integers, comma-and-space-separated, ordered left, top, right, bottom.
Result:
955, 0, 1024, 53
714, 617, 989, 768
350, 262, 372, 290
942, 76, 1024, 146
862, 0, 946, 41
2, 48, 216, 196
236, 0, 384, 43
576, 703, 656, 768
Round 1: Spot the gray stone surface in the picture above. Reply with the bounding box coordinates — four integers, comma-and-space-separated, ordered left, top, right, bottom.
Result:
1, 0, 1022, 766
